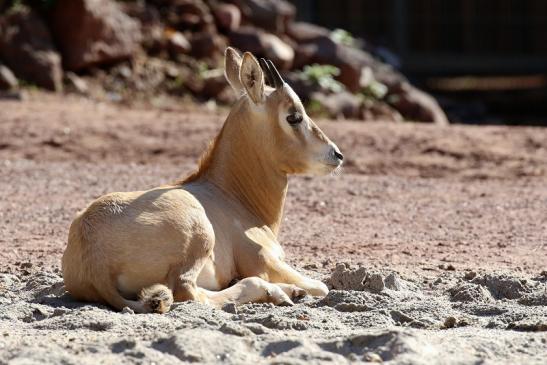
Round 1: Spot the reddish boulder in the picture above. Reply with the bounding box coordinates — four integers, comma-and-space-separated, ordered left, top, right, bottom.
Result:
228, 27, 263, 55
261, 33, 294, 69
213, 3, 241, 32
361, 99, 403, 122
292, 34, 448, 123
287, 22, 330, 43
234, 0, 295, 34
189, 32, 226, 60
0, 8, 62, 91
228, 27, 294, 69
201, 69, 229, 99
0, 65, 18, 90
152, 0, 216, 32
311, 91, 362, 120
120, 2, 165, 54
282, 72, 317, 101
49, 0, 142, 71
389, 82, 449, 125
64, 72, 89, 95
293, 36, 381, 92
165, 30, 191, 56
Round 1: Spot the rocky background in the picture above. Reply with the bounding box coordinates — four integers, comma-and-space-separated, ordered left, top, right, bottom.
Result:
0, 0, 448, 124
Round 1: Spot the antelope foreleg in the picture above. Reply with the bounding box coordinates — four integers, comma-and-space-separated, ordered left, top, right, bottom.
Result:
198, 277, 294, 307
260, 256, 329, 297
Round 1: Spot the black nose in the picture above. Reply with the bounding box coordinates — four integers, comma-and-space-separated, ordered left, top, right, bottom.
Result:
334, 150, 344, 161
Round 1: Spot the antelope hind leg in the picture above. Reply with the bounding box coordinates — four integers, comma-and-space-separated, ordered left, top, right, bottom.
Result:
200, 277, 294, 307
169, 254, 211, 304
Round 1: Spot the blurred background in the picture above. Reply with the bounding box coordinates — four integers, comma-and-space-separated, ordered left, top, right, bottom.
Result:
291, 0, 547, 125
0, 0, 546, 125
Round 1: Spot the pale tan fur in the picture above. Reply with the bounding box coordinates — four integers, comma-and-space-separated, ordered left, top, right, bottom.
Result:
62, 48, 343, 313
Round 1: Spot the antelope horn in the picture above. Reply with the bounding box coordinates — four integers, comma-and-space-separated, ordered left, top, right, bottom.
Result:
266, 59, 284, 89
258, 58, 274, 87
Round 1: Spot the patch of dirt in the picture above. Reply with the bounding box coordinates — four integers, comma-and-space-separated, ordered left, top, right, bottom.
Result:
1, 93, 546, 179
1, 93, 546, 364
1, 94, 546, 276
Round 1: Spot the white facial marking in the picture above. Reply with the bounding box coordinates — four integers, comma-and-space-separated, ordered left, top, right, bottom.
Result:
277, 84, 307, 141
284, 83, 301, 104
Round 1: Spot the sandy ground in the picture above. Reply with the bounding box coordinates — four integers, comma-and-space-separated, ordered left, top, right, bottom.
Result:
0, 93, 546, 364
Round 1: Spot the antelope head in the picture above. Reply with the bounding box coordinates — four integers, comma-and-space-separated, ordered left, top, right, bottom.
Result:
224, 47, 344, 176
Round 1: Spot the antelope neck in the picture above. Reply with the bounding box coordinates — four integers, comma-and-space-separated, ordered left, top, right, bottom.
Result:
204, 103, 288, 235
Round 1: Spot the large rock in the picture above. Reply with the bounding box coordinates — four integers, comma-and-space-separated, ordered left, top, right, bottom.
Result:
0, 65, 18, 90
213, 3, 241, 32
361, 99, 403, 122
119, 1, 164, 54
228, 27, 294, 69
165, 30, 191, 56
189, 31, 226, 60
151, 0, 215, 32
228, 26, 263, 55
64, 72, 89, 95
292, 35, 448, 124
49, 0, 142, 71
282, 72, 318, 101
201, 69, 229, 99
234, 0, 295, 34
286, 22, 330, 43
311, 91, 362, 120
0, 8, 63, 91
261, 33, 294, 69
389, 82, 449, 125
293, 35, 392, 93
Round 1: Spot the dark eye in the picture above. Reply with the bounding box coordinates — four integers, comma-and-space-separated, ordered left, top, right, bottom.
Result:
286, 112, 303, 125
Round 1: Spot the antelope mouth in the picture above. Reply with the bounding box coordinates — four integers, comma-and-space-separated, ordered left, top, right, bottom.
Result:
313, 160, 343, 176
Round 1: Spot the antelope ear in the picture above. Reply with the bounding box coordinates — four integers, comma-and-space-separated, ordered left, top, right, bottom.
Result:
240, 52, 265, 104
224, 47, 244, 94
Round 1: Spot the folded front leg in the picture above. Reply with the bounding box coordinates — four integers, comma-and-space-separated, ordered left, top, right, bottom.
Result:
235, 227, 328, 297
264, 258, 329, 297
239, 249, 328, 296
199, 277, 294, 307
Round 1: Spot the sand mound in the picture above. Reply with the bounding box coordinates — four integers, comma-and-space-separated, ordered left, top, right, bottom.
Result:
326, 263, 410, 293
1, 266, 546, 364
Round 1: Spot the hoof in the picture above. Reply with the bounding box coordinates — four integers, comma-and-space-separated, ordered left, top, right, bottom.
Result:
291, 287, 307, 299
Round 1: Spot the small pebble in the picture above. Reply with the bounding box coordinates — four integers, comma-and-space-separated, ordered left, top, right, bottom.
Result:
222, 302, 238, 314
443, 316, 457, 329
363, 352, 383, 363
20, 262, 33, 269
121, 307, 135, 314
464, 271, 477, 280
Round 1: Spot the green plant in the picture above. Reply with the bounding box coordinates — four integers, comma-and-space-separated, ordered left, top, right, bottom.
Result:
361, 80, 388, 100
298, 64, 345, 93
305, 99, 330, 118
196, 61, 210, 79
18, 78, 39, 91
330, 28, 356, 48
5, 0, 24, 11
1, 0, 55, 13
